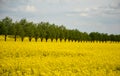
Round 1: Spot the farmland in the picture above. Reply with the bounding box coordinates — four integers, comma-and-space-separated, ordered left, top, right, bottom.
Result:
0, 39, 120, 76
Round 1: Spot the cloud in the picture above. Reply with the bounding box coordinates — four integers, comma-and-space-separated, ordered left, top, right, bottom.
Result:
0, 0, 28, 8
109, 0, 120, 9
67, 4, 120, 18
66, 0, 120, 17
43, 0, 75, 3
0, 0, 120, 34
79, 13, 88, 17
8, 5, 37, 13
0, 0, 37, 13
66, 8, 90, 17
45, 0, 60, 4
66, 13, 75, 17
25, 5, 37, 12
94, 1, 120, 16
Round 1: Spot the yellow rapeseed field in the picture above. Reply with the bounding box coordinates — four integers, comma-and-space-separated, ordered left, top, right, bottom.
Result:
0, 39, 120, 76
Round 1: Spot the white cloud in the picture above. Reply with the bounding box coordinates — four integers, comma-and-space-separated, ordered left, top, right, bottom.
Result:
84, 8, 90, 12
70, 4, 120, 17
39, 0, 60, 4
0, 0, 120, 34
66, 13, 75, 17
66, 7, 91, 17
10, 5, 37, 13
25, 5, 37, 12
79, 13, 88, 17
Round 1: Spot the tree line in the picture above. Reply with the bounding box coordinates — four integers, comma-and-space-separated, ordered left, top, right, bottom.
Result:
0, 17, 120, 42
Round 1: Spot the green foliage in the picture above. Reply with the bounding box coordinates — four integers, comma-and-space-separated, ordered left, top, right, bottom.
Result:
0, 17, 12, 41
0, 17, 120, 42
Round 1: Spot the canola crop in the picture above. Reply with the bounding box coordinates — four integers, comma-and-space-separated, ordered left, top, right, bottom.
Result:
0, 41, 120, 76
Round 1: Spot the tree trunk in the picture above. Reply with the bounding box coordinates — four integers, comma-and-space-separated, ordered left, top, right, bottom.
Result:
74, 40, 76, 42
15, 35, 16, 42
46, 38, 48, 42
41, 38, 43, 42
21, 36, 24, 42
5, 35, 7, 41
68, 39, 70, 42
35, 37, 37, 42
56, 38, 58, 42
29, 37, 32, 42
60, 38, 62, 42
51, 38, 53, 42
65, 39, 67, 42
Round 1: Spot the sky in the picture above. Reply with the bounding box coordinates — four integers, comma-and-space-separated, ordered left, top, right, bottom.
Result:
0, 0, 120, 34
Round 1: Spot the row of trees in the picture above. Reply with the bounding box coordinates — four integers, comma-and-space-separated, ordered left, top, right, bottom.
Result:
0, 17, 120, 42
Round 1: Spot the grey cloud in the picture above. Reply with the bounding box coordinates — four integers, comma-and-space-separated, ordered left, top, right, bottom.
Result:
110, 3, 120, 9
67, 0, 120, 17
109, 0, 120, 9
0, 0, 120, 34
98, 1, 120, 15
0, 0, 30, 8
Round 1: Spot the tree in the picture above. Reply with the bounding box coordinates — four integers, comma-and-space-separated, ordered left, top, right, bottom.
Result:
34, 24, 40, 42
55, 26, 60, 42
14, 21, 25, 41
9, 23, 16, 41
19, 19, 27, 41
38, 22, 47, 42
82, 32, 90, 42
48, 24, 56, 42
110, 34, 116, 42
19, 25, 25, 42
74, 29, 81, 42
24, 22, 35, 42
44, 22, 50, 42
89, 32, 100, 42
0, 21, 2, 35
64, 29, 69, 42
1, 17, 12, 41
67, 30, 73, 41
59, 25, 66, 42
116, 35, 120, 42
1, 17, 120, 42
102, 33, 108, 42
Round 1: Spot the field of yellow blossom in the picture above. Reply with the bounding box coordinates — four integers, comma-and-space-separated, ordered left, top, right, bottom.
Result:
0, 38, 120, 76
